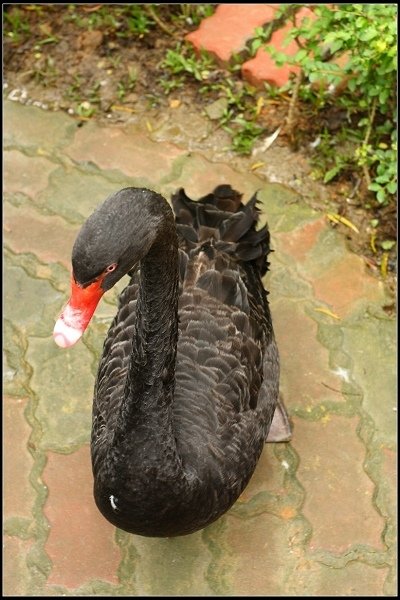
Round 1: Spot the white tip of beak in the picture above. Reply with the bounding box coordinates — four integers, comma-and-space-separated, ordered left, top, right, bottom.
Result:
53, 318, 83, 348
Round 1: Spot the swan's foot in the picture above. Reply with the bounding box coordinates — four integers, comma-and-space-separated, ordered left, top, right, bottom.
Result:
266, 395, 291, 442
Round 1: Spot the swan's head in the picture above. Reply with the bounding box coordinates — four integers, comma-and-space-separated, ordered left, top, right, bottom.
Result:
53, 187, 171, 348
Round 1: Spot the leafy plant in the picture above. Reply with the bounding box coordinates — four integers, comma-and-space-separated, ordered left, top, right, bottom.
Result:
3, 6, 31, 42
265, 3, 397, 205
160, 43, 216, 83
124, 5, 154, 36
116, 67, 138, 100
224, 117, 265, 155
76, 101, 95, 118
175, 4, 215, 27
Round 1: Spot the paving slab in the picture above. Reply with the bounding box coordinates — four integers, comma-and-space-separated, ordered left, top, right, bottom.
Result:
293, 415, 385, 553
4, 199, 79, 270
3, 99, 76, 153
3, 97, 396, 596
65, 120, 186, 184
4, 397, 35, 522
4, 150, 57, 198
3, 535, 35, 596
42, 447, 120, 590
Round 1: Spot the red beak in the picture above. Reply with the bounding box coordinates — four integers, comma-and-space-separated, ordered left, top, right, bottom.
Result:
53, 275, 105, 348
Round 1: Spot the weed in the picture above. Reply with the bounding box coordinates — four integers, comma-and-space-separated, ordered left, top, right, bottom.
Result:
65, 74, 84, 103
161, 43, 216, 83
176, 4, 214, 27
124, 5, 154, 37
32, 55, 59, 87
87, 82, 102, 106
65, 5, 121, 31
116, 67, 138, 100
3, 6, 31, 42
159, 77, 185, 95
76, 101, 95, 118
224, 117, 265, 155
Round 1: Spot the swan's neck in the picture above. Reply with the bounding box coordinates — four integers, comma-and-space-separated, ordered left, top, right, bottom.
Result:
115, 219, 180, 448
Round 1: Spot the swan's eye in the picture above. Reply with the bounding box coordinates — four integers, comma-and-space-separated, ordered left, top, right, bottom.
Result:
105, 263, 117, 274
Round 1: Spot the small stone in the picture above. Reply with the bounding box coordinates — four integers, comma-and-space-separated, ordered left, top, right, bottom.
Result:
76, 30, 103, 51
204, 97, 228, 120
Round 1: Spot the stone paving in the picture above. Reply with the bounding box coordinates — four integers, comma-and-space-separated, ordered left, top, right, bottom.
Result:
3, 97, 397, 596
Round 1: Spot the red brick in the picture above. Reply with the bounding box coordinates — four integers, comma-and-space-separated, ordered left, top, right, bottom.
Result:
4, 397, 35, 520
43, 446, 120, 588
242, 25, 300, 88
186, 4, 277, 64
241, 7, 315, 87
293, 416, 386, 552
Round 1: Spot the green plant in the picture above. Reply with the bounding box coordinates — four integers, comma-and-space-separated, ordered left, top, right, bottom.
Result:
224, 117, 265, 155
161, 43, 265, 154
159, 77, 185, 94
124, 5, 154, 36
3, 6, 31, 42
265, 4, 397, 205
250, 26, 272, 56
76, 101, 95, 118
32, 55, 59, 87
363, 136, 398, 204
65, 74, 84, 103
64, 4, 154, 37
116, 67, 138, 100
65, 4, 123, 31
176, 4, 215, 27
161, 43, 216, 82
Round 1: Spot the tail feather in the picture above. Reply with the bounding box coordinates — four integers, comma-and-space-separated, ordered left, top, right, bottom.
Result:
171, 185, 271, 275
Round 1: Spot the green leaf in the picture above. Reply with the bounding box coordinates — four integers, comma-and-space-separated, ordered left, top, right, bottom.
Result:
324, 32, 337, 44
377, 188, 386, 203
368, 182, 381, 192
329, 39, 343, 54
381, 240, 396, 250
308, 72, 320, 83
295, 48, 308, 62
347, 78, 357, 92
379, 89, 389, 106
359, 27, 378, 42
323, 165, 342, 183
251, 39, 262, 53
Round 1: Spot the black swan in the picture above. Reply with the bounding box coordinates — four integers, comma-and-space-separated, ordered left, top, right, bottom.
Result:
53, 185, 291, 537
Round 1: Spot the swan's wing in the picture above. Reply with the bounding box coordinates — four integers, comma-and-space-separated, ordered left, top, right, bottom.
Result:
170, 186, 284, 475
